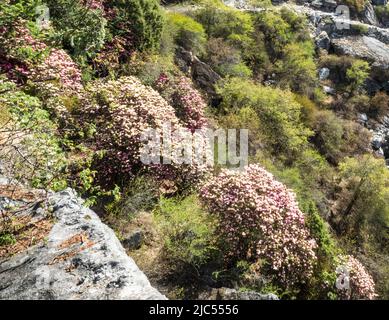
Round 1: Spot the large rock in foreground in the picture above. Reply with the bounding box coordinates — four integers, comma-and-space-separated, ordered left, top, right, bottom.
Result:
0, 189, 165, 300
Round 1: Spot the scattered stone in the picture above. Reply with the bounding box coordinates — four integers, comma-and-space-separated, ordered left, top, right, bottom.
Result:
315, 31, 331, 51
122, 230, 144, 251
311, 0, 323, 9
214, 288, 279, 300
322, 0, 337, 11
358, 113, 368, 123
323, 85, 336, 95
319, 67, 330, 80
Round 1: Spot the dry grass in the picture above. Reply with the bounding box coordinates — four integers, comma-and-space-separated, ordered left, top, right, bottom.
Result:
0, 211, 53, 259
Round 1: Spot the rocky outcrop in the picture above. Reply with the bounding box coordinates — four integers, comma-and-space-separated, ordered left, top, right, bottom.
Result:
175, 47, 221, 100
362, 2, 379, 27
332, 36, 389, 70
0, 188, 166, 300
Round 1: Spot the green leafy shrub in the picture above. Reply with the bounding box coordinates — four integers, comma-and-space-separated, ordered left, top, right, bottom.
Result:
154, 195, 216, 269
334, 155, 389, 249
305, 202, 340, 299
312, 110, 371, 164
0, 79, 67, 190
319, 55, 355, 85
106, 176, 159, 219
204, 37, 252, 78
369, 91, 389, 120
105, 0, 164, 52
45, 0, 107, 59
166, 12, 206, 55
217, 78, 313, 162
346, 60, 370, 92
375, 4, 389, 26
275, 41, 317, 95
0, 0, 42, 28
194, 2, 253, 48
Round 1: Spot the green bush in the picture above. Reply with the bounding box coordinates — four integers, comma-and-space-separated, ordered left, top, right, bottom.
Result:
346, 59, 370, 92
204, 37, 252, 78
335, 155, 389, 248
0, 79, 67, 190
312, 110, 371, 164
319, 55, 355, 85
375, 4, 389, 26
305, 202, 340, 299
369, 91, 389, 120
166, 12, 206, 55
0, 0, 42, 28
275, 41, 317, 95
105, 0, 164, 52
106, 176, 159, 219
217, 78, 313, 162
45, 0, 107, 59
154, 195, 216, 269
254, 10, 293, 58
194, 2, 253, 47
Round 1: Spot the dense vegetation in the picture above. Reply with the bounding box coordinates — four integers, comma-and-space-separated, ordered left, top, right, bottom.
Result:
1, 0, 388, 300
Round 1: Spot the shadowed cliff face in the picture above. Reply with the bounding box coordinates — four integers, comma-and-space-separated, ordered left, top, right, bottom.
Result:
0, 187, 166, 300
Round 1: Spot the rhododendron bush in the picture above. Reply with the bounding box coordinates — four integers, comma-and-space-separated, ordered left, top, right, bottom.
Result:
200, 165, 317, 285
155, 74, 208, 132
82, 76, 210, 189
337, 255, 376, 300
0, 21, 83, 117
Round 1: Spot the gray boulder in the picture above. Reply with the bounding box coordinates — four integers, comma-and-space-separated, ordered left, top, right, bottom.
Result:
332, 36, 389, 70
0, 188, 166, 300
319, 67, 330, 80
122, 230, 144, 251
315, 31, 331, 51
362, 2, 379, 26
175, 47, 221, 98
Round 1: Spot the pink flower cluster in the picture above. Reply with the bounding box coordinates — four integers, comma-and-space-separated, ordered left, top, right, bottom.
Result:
200, 164, 317, 285
0, 22, 82, 95
84, 76, 210, 188
31, 48, 83, 94
82, 0, 105, 10
337, 255, 376, 300
155, 74, 207, 132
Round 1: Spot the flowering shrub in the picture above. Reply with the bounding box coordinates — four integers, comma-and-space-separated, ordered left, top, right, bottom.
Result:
155, 75, 207, 132
83, 76, 210, 189
1, 22, 82, 92
0, 79, 67, 190
0, 22, 83, 117
200, 164, 317, 285
337, 255, 376, 300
